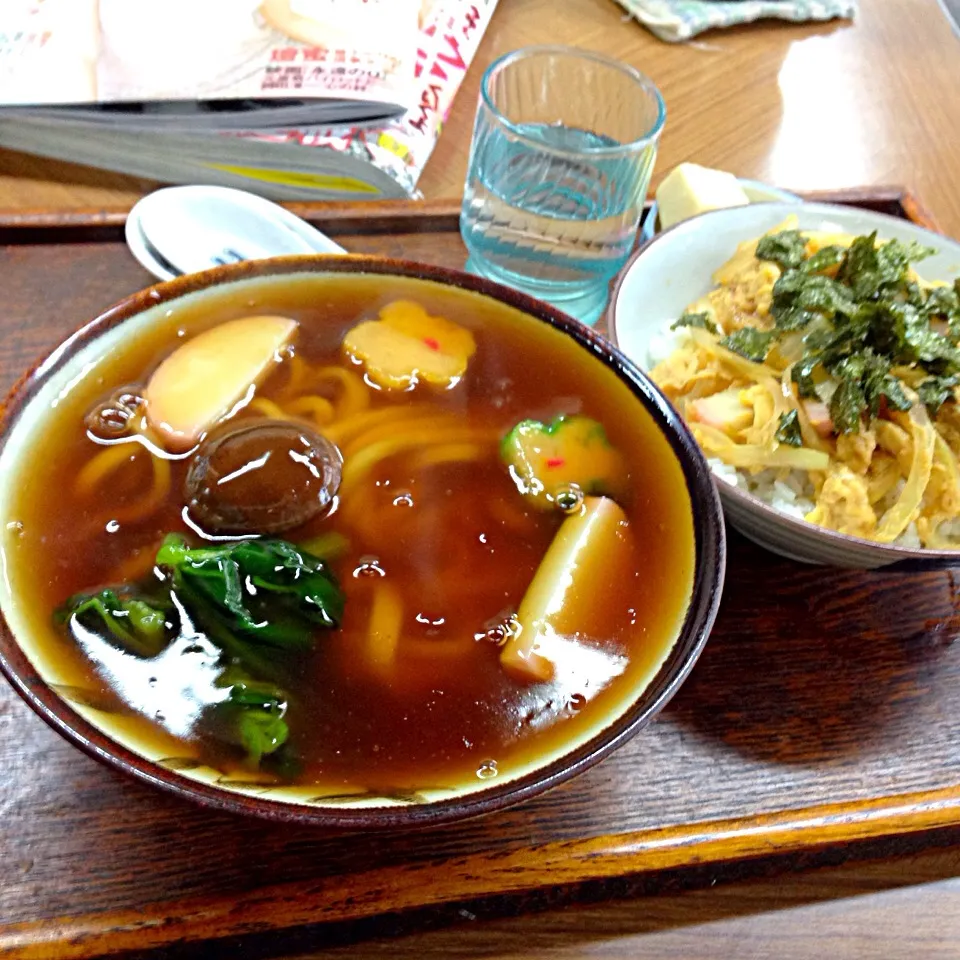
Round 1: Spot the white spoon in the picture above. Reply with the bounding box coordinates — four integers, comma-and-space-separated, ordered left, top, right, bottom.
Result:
126, 184, 347, 281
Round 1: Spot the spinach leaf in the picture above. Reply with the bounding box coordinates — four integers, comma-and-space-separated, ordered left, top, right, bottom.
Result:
720, 328, 776, 362
57, 588, 171, 658
156, 535, 344, 650
211, 668, 290, 767
774, 410, 803, 447
756, 230, 808, 271
54, 534, 345, 771
234, 708, 289, 767
671, 311, 719, 335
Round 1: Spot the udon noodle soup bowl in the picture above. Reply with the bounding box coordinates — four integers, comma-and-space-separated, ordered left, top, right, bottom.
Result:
0, 256, 724, 828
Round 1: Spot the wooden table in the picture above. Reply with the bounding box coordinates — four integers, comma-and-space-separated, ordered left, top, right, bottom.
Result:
2, 0, 960, 239
1, 0, 959, 957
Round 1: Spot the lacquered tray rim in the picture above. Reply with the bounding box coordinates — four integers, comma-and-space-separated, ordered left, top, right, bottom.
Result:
0, 183, 954, 960
0, 186, 942, 236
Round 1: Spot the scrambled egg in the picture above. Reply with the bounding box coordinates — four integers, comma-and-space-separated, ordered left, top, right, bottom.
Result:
835, 428, 876, 476
806, 464, 877, 539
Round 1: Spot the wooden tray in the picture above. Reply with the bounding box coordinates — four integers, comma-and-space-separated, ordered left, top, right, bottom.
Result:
2, 188, 959, 960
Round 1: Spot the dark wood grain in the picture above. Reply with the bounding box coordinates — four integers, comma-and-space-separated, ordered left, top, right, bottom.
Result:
286, 846, 960, 960
2, 195, 960, 959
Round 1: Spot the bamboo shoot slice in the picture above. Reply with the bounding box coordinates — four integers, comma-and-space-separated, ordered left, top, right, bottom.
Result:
145, 315, 298, 452
501, 496, 634, 684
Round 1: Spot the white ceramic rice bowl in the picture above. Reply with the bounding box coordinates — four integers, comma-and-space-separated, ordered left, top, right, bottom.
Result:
610, 201, 960, 568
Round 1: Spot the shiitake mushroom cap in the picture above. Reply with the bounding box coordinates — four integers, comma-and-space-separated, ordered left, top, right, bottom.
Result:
185, 419, 342, 536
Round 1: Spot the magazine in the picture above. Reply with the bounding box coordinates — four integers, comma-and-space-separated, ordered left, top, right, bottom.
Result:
0, 0, 497, 198
0, 0, 428, 127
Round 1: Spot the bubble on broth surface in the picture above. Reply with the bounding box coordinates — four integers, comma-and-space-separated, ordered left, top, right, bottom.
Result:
353, 556, 386, 578
554, 484, 584, 513
568, 692, 587, 713
476, 759, 498, 779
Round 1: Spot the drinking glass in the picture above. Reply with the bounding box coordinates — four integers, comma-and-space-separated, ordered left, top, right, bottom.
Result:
460, 46, 666, 326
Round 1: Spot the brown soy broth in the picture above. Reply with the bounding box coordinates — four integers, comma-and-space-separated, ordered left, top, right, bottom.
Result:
6, 273, 695, 791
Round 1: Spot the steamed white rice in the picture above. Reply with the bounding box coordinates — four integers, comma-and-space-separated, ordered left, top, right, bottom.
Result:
707, 457, 816, 520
